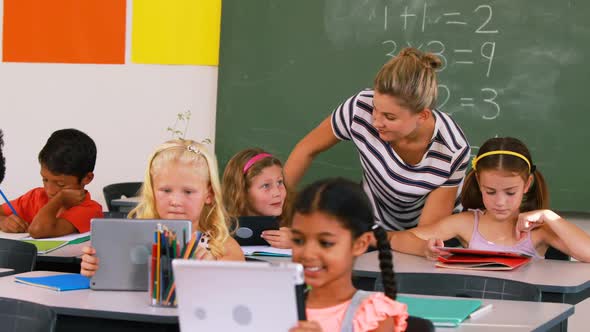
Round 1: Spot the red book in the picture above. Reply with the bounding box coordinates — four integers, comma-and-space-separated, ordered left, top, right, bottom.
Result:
434, 247, 532, 271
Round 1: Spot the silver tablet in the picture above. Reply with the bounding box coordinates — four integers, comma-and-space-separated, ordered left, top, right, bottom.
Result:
90, 218, 191, 291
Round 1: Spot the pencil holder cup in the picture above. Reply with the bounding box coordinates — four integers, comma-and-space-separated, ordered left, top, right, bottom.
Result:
148, 255, 177, 307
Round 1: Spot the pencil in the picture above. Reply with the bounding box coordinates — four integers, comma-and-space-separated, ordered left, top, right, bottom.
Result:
156, 228, 161, 303
189, 232, 203, 258
182, 232, 199, 259
0, 188, 19, 218
164, 283, 176, 304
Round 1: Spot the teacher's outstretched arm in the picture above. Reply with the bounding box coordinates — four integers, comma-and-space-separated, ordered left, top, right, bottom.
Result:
419, 186, 458, 226
284, 116, 339, 188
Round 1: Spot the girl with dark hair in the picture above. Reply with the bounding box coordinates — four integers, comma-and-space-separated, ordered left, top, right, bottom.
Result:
390, 137, 590, 262
289, 178, 407, 332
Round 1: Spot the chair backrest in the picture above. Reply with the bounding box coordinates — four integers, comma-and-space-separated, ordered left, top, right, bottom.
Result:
545, 246, 570, 261
0, 297, 56, 332
0, 239, 37, 273
102, 182, 142, 212
406, 315, 435, 332
102, 211, 128, 219
393, 273, 541, 302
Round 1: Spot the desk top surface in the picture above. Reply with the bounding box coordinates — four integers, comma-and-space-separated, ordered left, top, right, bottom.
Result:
0, 271, 573, 330
354, 251, 590, 293
0, 268, 13, 276
1, 271, 177, 323
571, 217, 590, 234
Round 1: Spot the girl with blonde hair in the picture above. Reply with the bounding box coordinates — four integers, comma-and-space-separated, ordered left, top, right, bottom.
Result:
81, 139, 244, 276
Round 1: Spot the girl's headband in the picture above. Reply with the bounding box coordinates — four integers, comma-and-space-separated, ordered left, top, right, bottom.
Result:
471, 150, 532, 173
243, 153, 273, 174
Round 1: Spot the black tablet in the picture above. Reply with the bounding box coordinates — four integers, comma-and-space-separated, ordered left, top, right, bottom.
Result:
233, 216, 280, 246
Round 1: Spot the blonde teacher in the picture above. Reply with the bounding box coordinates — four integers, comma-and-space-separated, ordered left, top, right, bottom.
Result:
284, 48, 470, 230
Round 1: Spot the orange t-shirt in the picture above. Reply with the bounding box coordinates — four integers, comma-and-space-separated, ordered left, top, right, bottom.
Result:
1, 187, 103, 233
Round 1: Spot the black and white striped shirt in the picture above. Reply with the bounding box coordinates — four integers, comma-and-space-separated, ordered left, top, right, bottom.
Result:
331, 90, 470, 230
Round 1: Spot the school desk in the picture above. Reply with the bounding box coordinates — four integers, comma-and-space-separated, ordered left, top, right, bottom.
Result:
0, 271, 177, 332
355, 251, 590, 332
0, 271, 573, 332
0, 268, 14, 277
0, 232, 84, 273
354, 251, 590, 304
569, 297, 590, 332
570, 216, 590, 234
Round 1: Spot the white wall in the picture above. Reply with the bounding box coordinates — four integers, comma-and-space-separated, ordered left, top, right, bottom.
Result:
0, 64, 218, 209
0, 1, 218, 208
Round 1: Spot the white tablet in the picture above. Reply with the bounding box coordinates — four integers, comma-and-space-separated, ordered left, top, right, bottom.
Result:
173, 260, 306, 331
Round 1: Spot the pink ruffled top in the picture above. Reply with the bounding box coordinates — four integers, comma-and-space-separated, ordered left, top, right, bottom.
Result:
306, 292, 408, 332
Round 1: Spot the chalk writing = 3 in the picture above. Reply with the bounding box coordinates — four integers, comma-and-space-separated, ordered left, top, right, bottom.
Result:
382, 40, 495, 78
438, 85, 501, 120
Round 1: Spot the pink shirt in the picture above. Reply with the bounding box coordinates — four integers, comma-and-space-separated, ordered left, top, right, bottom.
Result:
306, 292, 408, 332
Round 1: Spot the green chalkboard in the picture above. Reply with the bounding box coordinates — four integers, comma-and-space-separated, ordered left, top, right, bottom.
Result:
216, 0, 590, 211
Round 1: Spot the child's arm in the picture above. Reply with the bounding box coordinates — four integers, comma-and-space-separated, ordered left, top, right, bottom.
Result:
517, 210, 590, 262
219, 236, 246, 261
369, 317, 394, 332
28, 188, 84, 238
389, 212, 471, 258
418, 186, 458, 226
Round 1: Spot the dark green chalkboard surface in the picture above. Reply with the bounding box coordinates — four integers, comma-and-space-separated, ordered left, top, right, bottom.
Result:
216, 0, 590, 211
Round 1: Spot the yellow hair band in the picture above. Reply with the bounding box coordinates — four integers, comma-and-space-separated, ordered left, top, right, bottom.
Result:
471, 150, 531, 173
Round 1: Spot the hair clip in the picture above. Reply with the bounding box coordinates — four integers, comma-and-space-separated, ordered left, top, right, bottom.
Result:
187, 145, 201, 155
371, 224, 380, 230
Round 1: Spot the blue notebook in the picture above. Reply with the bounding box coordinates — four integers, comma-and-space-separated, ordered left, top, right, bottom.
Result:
397, 295, 482, 327
15, 274, 90, 292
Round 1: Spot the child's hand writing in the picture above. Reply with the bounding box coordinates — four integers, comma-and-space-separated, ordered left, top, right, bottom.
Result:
0, 214, 29, 233
515, 210, 559, 240
425, 238, 448, 261
261, 227, 292, 249
289, 321, 324, 332
58, 189, 87, 209
80, 246, 100, 277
